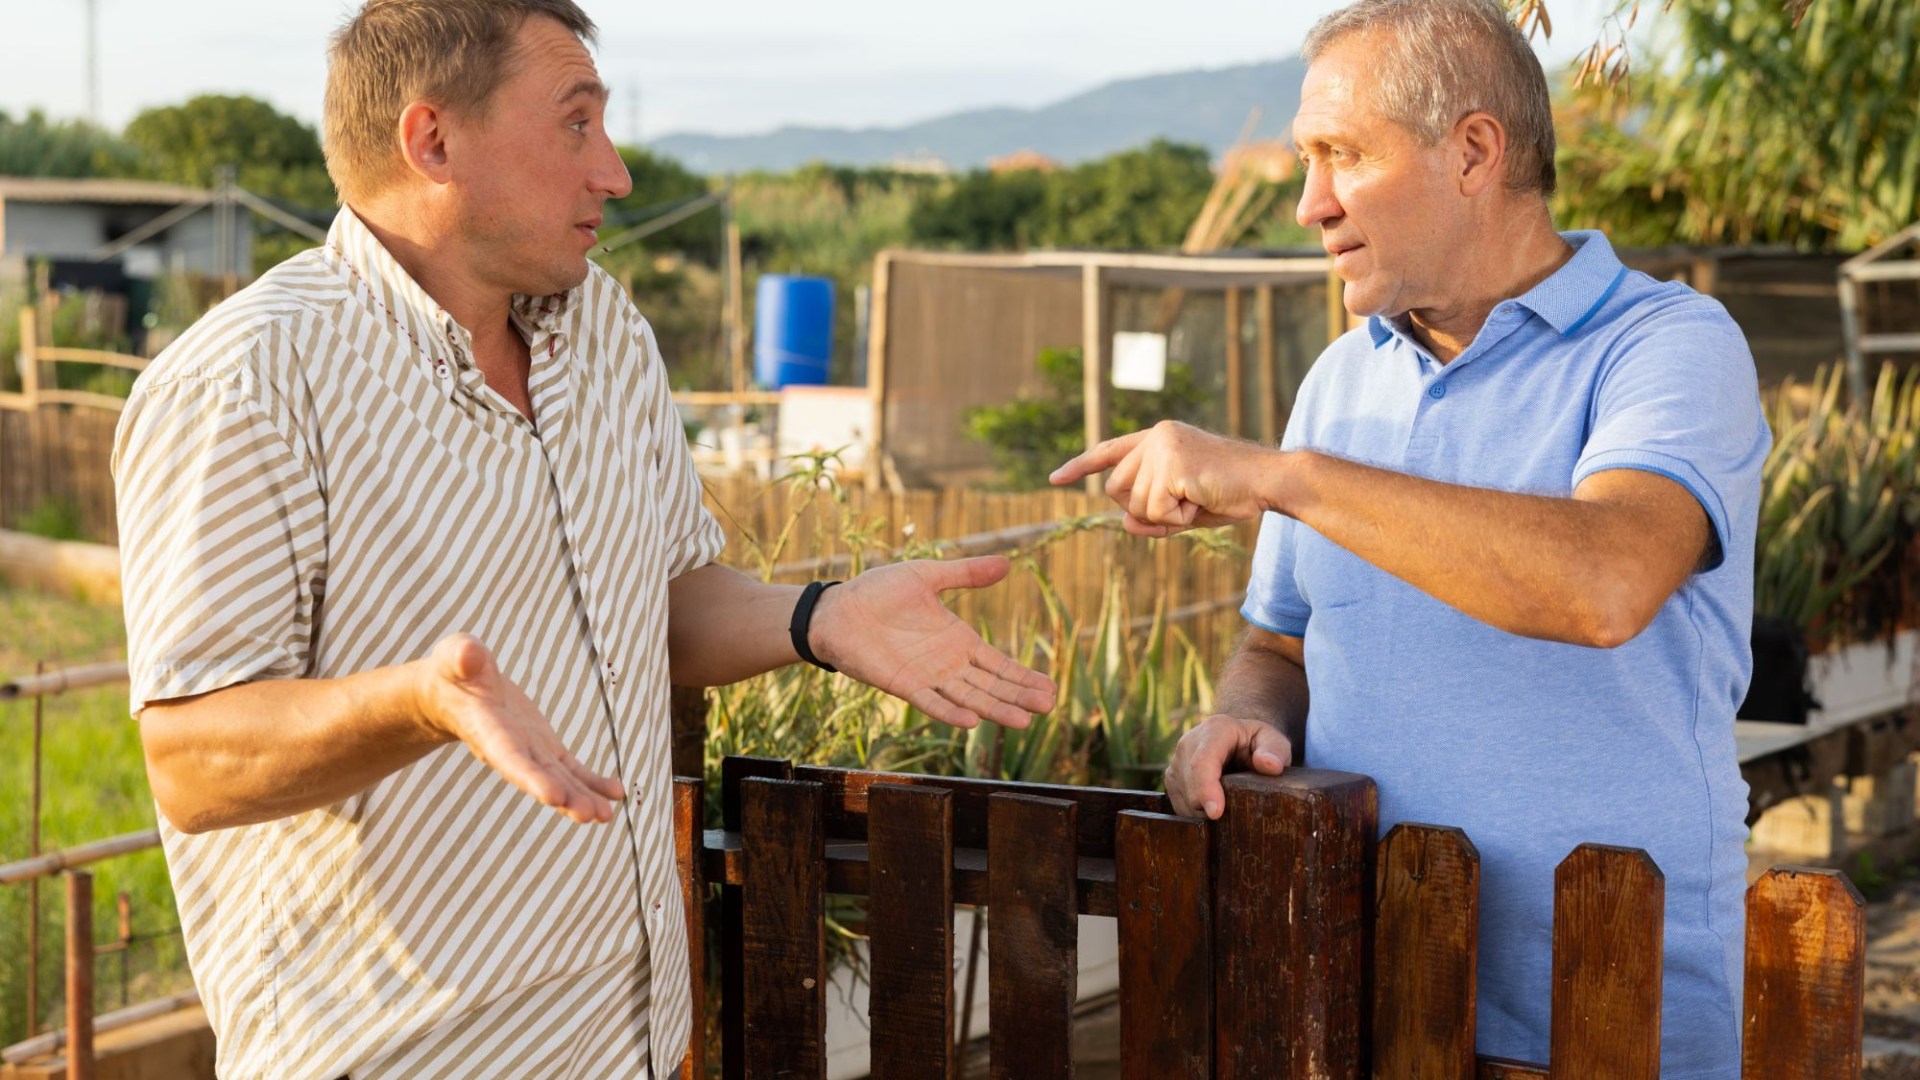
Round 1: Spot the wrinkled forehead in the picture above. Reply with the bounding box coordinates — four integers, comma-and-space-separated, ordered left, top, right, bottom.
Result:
1291, 50, 1375, 145
501, 14, 606, 109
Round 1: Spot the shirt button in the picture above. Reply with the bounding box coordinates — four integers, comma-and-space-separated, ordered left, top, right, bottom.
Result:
605, 661, 618, 684
1428, 383, 1446, 399
434, 360, 450, 379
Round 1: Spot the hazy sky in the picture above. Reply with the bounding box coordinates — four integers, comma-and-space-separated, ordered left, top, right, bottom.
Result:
1, 0, 1620, 142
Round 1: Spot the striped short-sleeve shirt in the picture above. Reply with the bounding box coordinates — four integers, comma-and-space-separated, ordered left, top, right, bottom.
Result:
112, 207, 724, 1079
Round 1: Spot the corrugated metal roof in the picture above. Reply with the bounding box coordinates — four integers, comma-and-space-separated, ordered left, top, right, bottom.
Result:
0, 176, 211, 206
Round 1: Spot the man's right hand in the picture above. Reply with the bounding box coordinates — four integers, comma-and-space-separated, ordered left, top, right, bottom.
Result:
1165, 714, 1293, 819
415, 634, 626, 824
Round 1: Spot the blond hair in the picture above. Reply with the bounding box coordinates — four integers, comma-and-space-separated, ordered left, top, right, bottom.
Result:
1304, 0, 1557, 196
323, 0, 598, 204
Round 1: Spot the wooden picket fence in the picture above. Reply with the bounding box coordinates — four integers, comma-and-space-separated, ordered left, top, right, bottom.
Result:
676, 758, 1866, 1080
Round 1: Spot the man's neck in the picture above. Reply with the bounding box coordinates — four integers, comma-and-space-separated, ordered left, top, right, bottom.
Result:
353, 201, 536, 419
1405, 212, 1574, 364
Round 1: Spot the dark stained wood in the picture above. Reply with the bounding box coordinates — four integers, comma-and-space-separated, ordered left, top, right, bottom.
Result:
702, 831, 1126, 917
721, 758, 793, 1080
987, 794, 1078, 1080
673, 777, 708, 1080
1549, 844, 1665, 1080
740, 777, 826, 1080
1741, 867, 1865, 1080
867, 785, 956, 1080
66, 869, 94, 1080
1373, 824, 1480, 1080
793, 765, 1169, 858
1474, 1058, 1549, 1079
1115, 810, 1212, 1080
1213, 770, 1377, 1080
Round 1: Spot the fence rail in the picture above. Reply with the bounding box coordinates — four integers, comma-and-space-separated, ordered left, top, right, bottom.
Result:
681, 757, 1866, 1080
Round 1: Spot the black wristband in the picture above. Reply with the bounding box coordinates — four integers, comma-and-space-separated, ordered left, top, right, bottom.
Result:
789, 580, 842, 673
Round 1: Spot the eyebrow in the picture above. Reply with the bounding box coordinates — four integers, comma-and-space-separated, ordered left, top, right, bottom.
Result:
555, 78, 610, 107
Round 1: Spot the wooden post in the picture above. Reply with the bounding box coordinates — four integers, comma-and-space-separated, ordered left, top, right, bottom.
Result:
669, 687, 708, 781
1116, 811, 1212, 1080
723, 200, 747, 396
1549, 845, 1664, 1079
720, 757, 793, 1080
987, 793, 1078, 1080
1255, 283, 1277, 445
866, 252, 893, 493
1326, 264, 1346, 345
1082, 262, 1111, 495
1741, 868, 1865, 1080
1213, 770, 1376, 1080
65, 870, 93, 1080
673, 778, 707, 1080
868, 784, 956, 1080
1372, 825, 1479, 1080
1224, 288, 1244, 438
20, 308, 39, 402
740, 778, 826, 1080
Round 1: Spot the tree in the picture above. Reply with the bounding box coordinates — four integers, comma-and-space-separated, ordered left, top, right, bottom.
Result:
1546, 0, 1917, 249
0, 109, 142, 178
123, 94, 335, 209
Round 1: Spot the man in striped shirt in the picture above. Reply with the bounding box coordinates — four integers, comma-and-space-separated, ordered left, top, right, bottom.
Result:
111, 2, 1057, 1076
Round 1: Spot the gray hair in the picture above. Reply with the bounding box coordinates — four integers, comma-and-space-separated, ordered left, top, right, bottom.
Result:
1303, 0, 1557, 197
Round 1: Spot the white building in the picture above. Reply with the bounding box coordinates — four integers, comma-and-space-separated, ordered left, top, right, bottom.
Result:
0, 176, 249, 285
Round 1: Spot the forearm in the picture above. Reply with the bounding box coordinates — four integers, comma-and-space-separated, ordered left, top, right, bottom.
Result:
140, 661, 449, 834
1214, 632, 1310, 760
1270, 451, 1683, 646
666, 563, 807, 686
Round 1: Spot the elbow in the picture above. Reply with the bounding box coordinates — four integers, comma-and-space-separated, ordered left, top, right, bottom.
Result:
1569, 578, 1663, 650
139, 714, 226, 835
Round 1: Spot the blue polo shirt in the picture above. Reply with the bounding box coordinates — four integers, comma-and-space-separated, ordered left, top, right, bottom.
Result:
1243, 231, 1766, 1077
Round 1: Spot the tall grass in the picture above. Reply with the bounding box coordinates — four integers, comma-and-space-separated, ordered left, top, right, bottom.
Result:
0, 588, 188, 1046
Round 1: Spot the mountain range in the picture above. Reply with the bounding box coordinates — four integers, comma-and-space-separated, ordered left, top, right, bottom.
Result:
650, 57, 1308, 174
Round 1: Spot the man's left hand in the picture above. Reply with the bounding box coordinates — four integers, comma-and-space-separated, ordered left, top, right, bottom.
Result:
811, 556, 1058, 729
1050, 421, 1282, 536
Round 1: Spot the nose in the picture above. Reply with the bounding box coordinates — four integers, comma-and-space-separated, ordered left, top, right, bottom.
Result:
594, 132, 634, 201
1295, 161, 1341, 230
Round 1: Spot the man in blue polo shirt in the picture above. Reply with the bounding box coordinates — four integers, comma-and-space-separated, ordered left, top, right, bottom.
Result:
1052, 0, 1765, 1074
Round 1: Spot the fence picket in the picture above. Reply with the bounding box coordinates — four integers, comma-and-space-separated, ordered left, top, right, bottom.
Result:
867, 784, 956, 1080
987, 793, 1078, 1080
722, 757, 793, 1080
740, 777, 826, 1080
1214, 770, 1377, 1080
1741, 867, 1865, 1080
1373, 824, 1479, 1080
1116, 810, 1212, 1080
673, 776, 707, 1080
1549, 844, 1665, 1079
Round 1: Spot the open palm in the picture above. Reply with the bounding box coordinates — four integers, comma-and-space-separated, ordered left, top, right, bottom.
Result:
816, 557, 1058, 729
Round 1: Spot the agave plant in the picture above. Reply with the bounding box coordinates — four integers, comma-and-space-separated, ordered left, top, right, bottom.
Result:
1755, 362, 1920, 645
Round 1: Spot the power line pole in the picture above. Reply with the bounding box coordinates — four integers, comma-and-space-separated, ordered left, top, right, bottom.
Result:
85, 0, 101, 124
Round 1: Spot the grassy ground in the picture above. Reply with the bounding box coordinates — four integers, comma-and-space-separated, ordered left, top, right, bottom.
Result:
0, 587, 189, 1046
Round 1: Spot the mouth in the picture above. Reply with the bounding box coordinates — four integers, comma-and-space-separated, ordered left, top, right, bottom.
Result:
576, 217, 604, 243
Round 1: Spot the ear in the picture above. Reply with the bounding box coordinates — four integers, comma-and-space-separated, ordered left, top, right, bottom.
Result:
395, 100, 454, 185
1454, 111, 1508, 198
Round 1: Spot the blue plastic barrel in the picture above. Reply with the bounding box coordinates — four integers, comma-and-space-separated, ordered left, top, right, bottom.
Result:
753, 274, 834, 388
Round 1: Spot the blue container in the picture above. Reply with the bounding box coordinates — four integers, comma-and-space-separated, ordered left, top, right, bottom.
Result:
754, 275, 835, 388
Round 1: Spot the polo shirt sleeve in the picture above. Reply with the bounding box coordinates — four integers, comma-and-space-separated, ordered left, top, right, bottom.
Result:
1241, 512, 1309, 637
1571, 297, 1769, 572
112, 366, 327, 716
634, 317, 725, 579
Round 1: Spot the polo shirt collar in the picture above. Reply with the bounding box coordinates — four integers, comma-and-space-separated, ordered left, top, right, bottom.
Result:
1509, 230, 1630, 337
1362, 229, 1632, 350
326, 207, 577, 369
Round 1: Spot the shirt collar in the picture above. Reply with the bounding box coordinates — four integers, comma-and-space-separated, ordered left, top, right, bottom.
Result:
325, 207, 577, 366
1364, 229, 1632, 349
